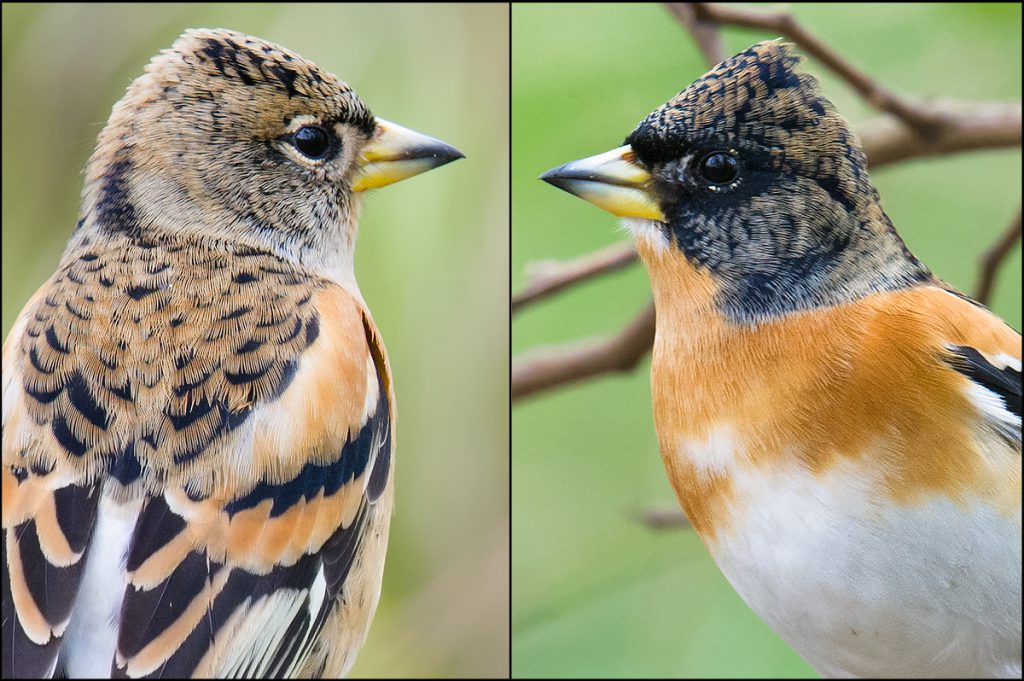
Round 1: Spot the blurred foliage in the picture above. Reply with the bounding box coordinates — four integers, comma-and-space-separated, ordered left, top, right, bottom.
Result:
512, 3, 1020, 678
2, 3, 509, 678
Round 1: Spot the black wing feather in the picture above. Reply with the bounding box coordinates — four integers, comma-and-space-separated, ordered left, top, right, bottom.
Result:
946, 345, 1022, 418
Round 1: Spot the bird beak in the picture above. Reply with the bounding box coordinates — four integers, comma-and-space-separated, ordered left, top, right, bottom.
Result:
540, 145, 665, 222
352, 118, 464, 192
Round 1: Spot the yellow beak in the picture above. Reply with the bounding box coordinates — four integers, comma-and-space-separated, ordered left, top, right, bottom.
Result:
540, 145, 665, 222
352, 118, 464, 192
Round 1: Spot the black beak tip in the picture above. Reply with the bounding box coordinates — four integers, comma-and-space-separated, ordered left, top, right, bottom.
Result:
539, 164, 564, 183
405, 142, 464, 168
433, 143, 465, 167
539, 165, 574, 192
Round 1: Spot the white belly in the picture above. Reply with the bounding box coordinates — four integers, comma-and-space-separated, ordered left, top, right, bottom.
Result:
704, 458, 1022, 678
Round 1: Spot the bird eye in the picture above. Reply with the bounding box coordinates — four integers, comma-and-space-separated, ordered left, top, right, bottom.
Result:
698, 152, 739, 186
291, 126, 331, 159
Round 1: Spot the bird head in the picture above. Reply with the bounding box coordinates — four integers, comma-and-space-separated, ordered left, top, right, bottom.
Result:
80, 28, 462, 275
542, 41, 930, 322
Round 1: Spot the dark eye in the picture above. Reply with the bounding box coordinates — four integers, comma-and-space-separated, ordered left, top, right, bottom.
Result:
291, 126, 331, 159
698, 152, 739, 186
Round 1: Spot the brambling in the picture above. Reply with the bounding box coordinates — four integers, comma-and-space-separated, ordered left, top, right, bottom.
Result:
2, 28, 461, 678
542, 41, 1021, 678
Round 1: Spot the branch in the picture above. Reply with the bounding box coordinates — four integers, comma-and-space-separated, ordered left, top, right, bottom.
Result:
974, 208, 1022, 305
859, 100, 1021, 168
681, 2, 948, 132
664, 3, 725, 65
511, 303, 655, 401
635, 506, 691, 530
511, 242, 637, 314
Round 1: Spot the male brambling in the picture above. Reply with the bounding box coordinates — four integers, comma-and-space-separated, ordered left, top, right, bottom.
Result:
2, 28, 462, 678
542, 41, 1021, 678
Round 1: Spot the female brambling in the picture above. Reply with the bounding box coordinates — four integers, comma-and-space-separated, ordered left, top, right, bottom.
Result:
2, 28, 462, 678
542, 41, 1021, 678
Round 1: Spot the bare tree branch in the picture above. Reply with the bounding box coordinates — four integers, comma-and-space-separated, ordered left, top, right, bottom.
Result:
680, 2, 948, 132
975, 208, 1023, 305
664, 3, 725, 65
512, 242, 637, 315
860, 101, 1021, 168
636, 506, 691, 530
512, 303, 655, 401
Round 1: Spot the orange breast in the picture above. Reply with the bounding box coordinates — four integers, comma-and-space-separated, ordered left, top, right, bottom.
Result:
638, 240, 1022, 541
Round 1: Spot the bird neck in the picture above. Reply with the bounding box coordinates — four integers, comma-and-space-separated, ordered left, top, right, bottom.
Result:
76, 133, 363, 293
657, 206, 934, 325
633, 212, 933, 350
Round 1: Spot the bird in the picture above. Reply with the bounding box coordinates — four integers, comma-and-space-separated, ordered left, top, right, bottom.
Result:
2, 28, 462, 679
541, 41, 1021, 678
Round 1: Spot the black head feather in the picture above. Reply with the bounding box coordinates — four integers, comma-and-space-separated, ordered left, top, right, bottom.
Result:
627, 41, 932, 322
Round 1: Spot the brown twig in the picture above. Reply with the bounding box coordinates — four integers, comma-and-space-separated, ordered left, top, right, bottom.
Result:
636, 506, 691, 530
664, 3, 725, 66
681, 2, 949, 132
859, 101, 1021, 168
974, 208, 1023, 305
512, 242, 637, 314
511, 303, 655, 401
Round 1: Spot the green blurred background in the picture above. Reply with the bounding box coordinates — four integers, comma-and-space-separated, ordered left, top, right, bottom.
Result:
513, 3, 1020, 678
2, 3, 509, 678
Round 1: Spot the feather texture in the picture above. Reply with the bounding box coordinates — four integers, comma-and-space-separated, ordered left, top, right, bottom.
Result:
3, 240, 395, 677
0, 27, 454, 679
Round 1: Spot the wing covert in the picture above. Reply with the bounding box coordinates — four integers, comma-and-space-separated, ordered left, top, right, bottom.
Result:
111, 283, 394, 678
4, 265, 394, 679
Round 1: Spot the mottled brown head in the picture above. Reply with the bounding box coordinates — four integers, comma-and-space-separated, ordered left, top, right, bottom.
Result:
544, 41, 932, 322
78, 28, 460, 277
